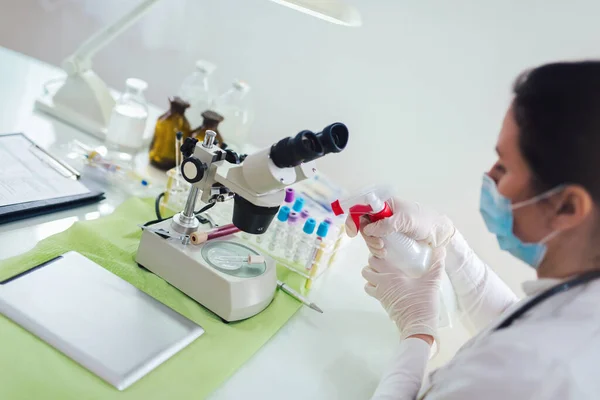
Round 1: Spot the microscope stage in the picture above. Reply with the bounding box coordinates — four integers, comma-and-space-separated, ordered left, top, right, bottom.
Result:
135, 219, 277, 321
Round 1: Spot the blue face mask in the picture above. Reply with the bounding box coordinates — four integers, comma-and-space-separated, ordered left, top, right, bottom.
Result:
479, 174, 562, 268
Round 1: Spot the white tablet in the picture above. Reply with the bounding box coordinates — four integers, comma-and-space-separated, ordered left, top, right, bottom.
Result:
0, 251, 204, 390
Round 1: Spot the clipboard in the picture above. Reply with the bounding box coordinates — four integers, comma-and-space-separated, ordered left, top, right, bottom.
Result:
0, 251, 204, 390
0, 133, 105, 225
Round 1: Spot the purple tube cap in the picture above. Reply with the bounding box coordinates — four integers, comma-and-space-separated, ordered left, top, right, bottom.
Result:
300, 209, 310, 219
284, 188, 295, 203
288, 211, 299, 223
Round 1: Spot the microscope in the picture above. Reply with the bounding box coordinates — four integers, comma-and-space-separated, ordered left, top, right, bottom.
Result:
136, 123, 349, 321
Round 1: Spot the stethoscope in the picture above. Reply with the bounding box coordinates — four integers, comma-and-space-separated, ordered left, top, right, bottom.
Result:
495, 269, 600, 330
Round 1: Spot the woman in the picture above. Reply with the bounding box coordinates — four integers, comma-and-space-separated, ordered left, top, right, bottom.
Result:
348, 61, 600, 399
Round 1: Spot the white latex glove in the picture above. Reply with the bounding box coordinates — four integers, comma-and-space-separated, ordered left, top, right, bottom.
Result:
362, 247, 446, 343
347, 196, 519, 333
345, 198, 455, 257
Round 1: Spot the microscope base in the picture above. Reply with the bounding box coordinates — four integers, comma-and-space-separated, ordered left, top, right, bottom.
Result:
135, 219, 277, 322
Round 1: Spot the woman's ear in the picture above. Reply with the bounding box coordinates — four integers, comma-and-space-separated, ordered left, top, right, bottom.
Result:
552, 185, 593, 231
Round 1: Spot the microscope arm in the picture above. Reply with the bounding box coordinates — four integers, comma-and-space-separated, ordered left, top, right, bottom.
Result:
177, 122, 347, 234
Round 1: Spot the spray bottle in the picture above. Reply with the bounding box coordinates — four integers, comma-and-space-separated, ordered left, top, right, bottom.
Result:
331, 186, 456, 328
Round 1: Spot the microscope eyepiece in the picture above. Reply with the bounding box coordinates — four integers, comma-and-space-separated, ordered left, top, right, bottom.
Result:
316, 123, 349, 154
270, 131, 324, 168
269, 123, 349, 168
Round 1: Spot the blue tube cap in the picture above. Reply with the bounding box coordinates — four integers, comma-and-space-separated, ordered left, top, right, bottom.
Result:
277, 206, 291, 222
316, 221, 329, 238
303, 218, 316, 234
292, 197, 305, 212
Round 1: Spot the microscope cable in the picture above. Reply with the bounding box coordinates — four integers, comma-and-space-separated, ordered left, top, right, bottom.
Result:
142, 193, 216, 228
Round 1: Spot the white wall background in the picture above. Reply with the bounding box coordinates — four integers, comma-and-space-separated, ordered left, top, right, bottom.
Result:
2, 0, 599, 323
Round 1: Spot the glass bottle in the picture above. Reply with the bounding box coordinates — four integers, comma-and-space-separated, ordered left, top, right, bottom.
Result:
191, 110, 225, 146
178, 60, 217, 128
149, 97, 191, 170
212, 80, 253, 152
105, 78, 149, 160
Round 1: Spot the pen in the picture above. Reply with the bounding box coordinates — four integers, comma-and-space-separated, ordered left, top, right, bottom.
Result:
29, 143, 81, 179
277, 280, 323, 313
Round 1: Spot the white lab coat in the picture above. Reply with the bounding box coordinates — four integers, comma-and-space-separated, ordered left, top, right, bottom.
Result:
371, 277, 600, 399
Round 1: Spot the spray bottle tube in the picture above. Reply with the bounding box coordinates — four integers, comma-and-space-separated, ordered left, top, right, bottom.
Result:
331, 186, 456, 328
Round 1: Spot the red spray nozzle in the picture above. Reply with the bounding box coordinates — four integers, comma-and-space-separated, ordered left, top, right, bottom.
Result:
331, 186, 394, 230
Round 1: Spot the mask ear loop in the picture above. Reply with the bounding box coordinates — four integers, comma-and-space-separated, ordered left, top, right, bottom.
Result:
539, 230, 560, 245
511, 185, 566, 210
513, 186, 565, 249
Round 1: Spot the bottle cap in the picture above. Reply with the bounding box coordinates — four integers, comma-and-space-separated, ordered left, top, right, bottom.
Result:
317, 221, 329, 238
284, 188, 295, 203
126, 78, 148, 92
303, 218, 316, 234
195, 60, 216, 74
233, 80, 251, 93
277, 206, 291, 222
288, 211, 299, 223
292, 197, 305, 212
202, 110, 224, 123
300, 209, 310, 219
170, 96, 190, 114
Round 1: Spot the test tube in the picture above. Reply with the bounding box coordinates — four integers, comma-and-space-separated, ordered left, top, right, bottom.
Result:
293, 218, 316, 264
292, 197, 305, 213
305, 222, 329, 290
268, 206, 291, 251
284, 212, 300, 258
211, 255, 265, 264
284, 188, 295, 205
175, 131, 183, 176
300, 209, 310, 220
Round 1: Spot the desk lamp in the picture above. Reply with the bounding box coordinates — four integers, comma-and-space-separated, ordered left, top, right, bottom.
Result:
35, 0, 361, 139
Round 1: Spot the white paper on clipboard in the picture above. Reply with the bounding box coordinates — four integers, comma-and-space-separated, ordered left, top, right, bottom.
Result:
0, 134, 89, 207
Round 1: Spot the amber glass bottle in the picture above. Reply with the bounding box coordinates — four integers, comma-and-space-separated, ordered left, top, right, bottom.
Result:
149, 97, 191, 170
191, 110, 225, 146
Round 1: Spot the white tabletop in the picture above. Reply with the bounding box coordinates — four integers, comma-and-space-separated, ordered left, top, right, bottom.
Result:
0, 47, 467, 399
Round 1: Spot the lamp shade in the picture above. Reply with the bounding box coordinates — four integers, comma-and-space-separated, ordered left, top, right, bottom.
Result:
268, 0, 362, 27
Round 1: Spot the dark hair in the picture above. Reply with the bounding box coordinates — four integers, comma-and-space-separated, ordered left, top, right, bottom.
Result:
513, 61, 600, 203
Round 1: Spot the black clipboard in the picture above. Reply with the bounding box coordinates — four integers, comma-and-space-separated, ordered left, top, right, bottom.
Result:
0, 133, 105, 225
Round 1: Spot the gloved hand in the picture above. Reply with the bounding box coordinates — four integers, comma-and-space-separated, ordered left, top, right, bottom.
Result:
347, 196, 519, 333
362, 247, 446, 343
345, 197, 455, 257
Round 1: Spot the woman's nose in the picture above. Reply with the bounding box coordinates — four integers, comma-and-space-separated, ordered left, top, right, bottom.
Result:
487, 165, 501, 184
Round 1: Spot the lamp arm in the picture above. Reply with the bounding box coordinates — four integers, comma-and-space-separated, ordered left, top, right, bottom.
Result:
62, 0, 162, 74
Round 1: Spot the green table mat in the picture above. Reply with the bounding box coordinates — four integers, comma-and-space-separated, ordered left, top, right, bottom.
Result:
0, 198, 303, 400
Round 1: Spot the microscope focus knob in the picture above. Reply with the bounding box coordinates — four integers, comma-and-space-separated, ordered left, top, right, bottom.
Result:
181, 157, 206, 183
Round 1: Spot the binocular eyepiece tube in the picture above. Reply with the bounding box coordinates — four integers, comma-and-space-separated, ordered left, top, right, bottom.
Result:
269, 123, 349, 168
